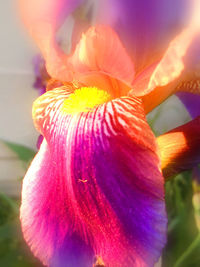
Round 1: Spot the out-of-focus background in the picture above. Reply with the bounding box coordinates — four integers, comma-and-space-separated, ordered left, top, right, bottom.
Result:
0, 2, 42, 266
0, 1, 198, 267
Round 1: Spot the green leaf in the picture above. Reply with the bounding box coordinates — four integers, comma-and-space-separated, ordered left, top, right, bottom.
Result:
163, 171, 198, 266
0, 193, 18, 225
0, 194, 42, 267
174, 232, 200, 267
2, 140, 36, 163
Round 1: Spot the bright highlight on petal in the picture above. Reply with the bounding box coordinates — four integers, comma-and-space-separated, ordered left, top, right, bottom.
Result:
147, 0, 200, 95
61, 87, 111, 114
136, 0, 200, 113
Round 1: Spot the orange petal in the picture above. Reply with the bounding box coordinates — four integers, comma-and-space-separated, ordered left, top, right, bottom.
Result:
157, 117, 200, 179
70, 25, 135, 86
128, 61, 158, 97
18, 0, 81, 81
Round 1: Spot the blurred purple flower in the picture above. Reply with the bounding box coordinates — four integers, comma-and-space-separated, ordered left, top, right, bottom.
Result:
177, 92, 200, 119
32, 55, 50, 95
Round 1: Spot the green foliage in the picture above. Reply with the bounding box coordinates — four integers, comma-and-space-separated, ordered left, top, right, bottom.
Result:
2, 140, 36, 171
0, 193, 42, 267
0, 193, 17, 226
163, 171, 200, 267
2, 141, 36, 163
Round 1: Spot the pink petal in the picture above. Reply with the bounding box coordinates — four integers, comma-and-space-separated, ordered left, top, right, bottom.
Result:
21, 139, 94, 266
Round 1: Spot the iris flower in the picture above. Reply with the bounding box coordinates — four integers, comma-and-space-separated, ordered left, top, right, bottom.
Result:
19, 0, 200, 266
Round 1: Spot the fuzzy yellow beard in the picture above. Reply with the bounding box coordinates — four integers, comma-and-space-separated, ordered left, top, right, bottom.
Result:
62, 87, 111, 114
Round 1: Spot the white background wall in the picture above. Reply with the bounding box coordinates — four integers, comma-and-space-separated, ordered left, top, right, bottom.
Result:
0, 0, 39, 148
0, 1, 39, 195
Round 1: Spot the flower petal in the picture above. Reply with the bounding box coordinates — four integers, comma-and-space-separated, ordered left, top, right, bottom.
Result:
19, 0, 135, 87
18, 0, 83, 81
26, 87, 167, 266
20, 139, 95, 266
177, 91, 200, 118
70, 25, 135, 86
157, 116, 200, 178
97, 0, 190, 73
136, 0, 200, 113
147, 29, 198, 94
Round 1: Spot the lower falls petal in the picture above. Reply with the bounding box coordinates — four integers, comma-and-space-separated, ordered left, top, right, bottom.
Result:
21, 87, 167, 266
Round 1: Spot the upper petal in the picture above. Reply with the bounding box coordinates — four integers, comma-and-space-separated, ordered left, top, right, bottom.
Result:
97, 0, 191, 73
137, 0, 200, 113
19, 0, 135, 88
18, 0, 83, 81
70, 25, 135, 86
26, 86, 167, 266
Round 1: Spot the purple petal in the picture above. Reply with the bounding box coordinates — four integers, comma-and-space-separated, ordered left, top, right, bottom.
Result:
36, 134, 44, 149
183, 34, 200, 69
32, 55, 49, 95
176, 34, 200, 116
177, 92, 200, 118
51, 233, 94, 267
